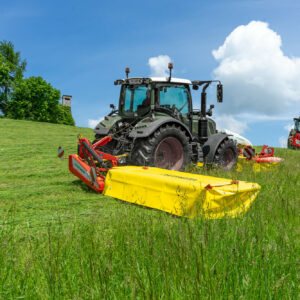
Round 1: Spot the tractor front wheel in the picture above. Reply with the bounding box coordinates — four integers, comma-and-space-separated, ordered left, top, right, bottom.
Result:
131, 125, 192, 171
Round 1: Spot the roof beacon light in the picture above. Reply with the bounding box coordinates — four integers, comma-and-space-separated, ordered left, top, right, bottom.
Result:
125, 67, 130, 78
168, 62, 173, 82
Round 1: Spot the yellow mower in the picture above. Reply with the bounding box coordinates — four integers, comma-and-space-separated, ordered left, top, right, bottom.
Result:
59, 136, 261, 219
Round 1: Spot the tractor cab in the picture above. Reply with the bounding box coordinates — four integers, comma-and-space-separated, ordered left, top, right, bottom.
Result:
116, 76, 192, 120
114, 71, 222, 141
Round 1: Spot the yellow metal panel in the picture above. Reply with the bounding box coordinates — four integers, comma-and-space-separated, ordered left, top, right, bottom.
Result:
237, 156, 281, 172
103, 166, 260, 219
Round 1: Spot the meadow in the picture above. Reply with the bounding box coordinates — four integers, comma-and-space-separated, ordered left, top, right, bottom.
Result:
0, 118, 299, 299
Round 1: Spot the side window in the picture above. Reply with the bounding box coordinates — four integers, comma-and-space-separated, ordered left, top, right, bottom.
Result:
159, 85, 189, 114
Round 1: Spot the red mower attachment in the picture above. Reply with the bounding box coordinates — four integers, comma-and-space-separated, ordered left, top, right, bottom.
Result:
257, 145, 274, 158
239, 144, 283, 165
241, 145, 275, 160
68, 136, 125, 193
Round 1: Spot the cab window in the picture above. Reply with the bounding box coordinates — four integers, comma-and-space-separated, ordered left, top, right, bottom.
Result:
122, 85, 150, 116
158, 85, 189, 114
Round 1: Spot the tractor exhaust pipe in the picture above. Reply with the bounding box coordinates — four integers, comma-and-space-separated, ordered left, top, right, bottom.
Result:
168, 62, 173, 82
201, 82, 210, 117
198, 83, 210, 141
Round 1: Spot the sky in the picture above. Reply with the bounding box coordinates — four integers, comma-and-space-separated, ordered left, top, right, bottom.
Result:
1, 0, 300, 147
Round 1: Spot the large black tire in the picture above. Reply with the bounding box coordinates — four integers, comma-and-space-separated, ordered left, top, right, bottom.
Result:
130, 124, 192, 171
213, 138, 238, 170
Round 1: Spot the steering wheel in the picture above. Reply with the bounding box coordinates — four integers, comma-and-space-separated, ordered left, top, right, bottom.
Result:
172, 101, 188, 114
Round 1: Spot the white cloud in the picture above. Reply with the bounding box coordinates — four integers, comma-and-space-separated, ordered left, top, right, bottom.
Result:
148, 55, 171, 77
279, 136, 287, 148
88, 117, 104, 129
284, 123, 293, 132
236, 113, 291, 122
212, 21, 300, 116
278, 123, 293, 148
214, 114, 248, 135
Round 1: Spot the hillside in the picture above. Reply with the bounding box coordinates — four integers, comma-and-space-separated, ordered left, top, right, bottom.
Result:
0, 118, 299, 299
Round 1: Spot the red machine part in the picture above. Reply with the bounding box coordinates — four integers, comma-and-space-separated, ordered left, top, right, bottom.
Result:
69, 136, 120, 193
242, 145, 275, 161
69, 154, 105, 192
242, 146, 256, 160
292, 133, 300, 148
257, 145, 274, 158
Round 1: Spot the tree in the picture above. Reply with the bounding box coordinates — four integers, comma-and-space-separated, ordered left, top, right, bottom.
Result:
0, 40, 26, 115
6, 76, 75, 125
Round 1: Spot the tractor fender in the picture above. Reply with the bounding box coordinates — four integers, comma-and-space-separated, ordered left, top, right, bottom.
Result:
129, 116, 193, 140
202, 133, 230, 164
93, 115, 121, 135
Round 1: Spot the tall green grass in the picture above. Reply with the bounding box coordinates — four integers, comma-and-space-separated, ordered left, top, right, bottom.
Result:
0, 118, 299, 299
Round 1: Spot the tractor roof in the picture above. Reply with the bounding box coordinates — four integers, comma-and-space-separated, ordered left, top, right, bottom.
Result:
149, 77, 192, 84
114, 77, 192, 85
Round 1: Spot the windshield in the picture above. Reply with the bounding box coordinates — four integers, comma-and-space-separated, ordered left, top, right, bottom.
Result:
121, 85, 150, 116
158, 85, 189, 114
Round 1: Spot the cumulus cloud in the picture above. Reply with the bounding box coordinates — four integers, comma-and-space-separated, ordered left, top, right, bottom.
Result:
278, 123, 294, 148
148, 55, 171, 77
88, 117, 104, 129
284, 123, 294, 132
279, 136, 287, 148
214, 114, 248, 135
212, 21, 300, 116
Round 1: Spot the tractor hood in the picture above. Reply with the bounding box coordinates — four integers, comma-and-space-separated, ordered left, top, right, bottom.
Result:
93, 114, 121, 135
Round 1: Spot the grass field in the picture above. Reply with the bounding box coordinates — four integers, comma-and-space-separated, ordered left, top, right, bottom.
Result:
0, 118, 299, 299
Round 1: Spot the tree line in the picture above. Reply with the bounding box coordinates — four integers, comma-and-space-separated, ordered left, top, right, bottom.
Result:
0, 40, 74, 125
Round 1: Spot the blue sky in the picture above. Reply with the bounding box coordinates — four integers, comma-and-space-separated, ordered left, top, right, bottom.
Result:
1, 0, 300, 147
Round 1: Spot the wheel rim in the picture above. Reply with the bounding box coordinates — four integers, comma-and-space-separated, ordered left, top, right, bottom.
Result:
154, 137, 184, 170
222, 148, 235, 170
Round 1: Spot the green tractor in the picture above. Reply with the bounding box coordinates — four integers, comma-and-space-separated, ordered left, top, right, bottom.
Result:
93, 64, 238, 171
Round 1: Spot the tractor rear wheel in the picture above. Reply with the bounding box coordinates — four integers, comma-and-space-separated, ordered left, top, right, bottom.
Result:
131, 125, 192, 171
213, 138, 238, 170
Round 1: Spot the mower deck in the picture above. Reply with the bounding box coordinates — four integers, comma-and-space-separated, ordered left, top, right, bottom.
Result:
103, 165, 261, 219
66, 136, 261, 219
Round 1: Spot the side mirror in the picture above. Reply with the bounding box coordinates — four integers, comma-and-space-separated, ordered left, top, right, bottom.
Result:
192, 85, 199, 90
217, 84, 223, 103
110, 104, 116, 110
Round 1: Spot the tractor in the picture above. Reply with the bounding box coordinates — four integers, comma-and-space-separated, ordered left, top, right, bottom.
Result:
287, 116, 300, 149
92, 63, 238, 171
